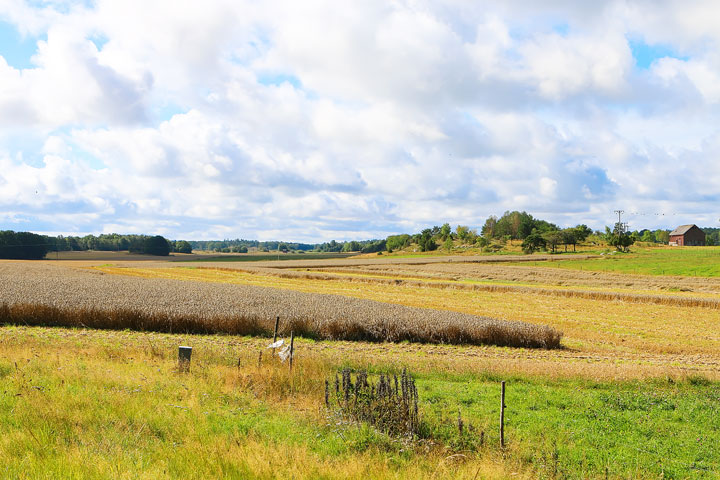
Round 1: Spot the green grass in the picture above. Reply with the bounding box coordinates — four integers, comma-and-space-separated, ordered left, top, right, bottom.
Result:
514, 247, 720, 277
185, 253, 357, 262
2, 326, 720, 478
420, 372, 720, 478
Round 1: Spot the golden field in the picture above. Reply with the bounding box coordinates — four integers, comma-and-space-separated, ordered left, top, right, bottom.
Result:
76, 251, 720, 381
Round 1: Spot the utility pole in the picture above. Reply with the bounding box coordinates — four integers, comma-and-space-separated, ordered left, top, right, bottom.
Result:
614, 210, 627, 235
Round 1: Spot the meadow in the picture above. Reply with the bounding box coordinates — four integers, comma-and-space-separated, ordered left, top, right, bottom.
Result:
2, 247, 720, 478
513, 246, 720, 277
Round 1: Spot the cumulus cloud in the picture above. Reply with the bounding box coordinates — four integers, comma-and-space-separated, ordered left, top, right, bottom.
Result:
1, 0, 719, 241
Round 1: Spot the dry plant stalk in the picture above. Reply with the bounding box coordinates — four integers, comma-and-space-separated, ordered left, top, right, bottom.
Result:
328, 368, 421, 438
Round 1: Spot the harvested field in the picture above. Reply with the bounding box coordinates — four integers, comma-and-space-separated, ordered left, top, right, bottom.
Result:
311, 262, 720, 293
195, 265, 720, 309
183, 253, 598, 269
0, 262, 561, 348
91, 264, 720, 359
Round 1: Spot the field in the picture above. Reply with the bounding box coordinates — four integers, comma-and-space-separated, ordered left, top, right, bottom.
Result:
185, 252, 357, 262
2, 247, 720, 478
513, 246, 720, 277
43, 250, 358, 263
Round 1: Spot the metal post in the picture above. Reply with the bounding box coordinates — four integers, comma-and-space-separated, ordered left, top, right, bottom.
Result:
178, 346, 192, 372
500, 381, 506, 448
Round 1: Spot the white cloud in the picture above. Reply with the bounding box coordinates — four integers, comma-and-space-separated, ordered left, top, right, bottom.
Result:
1, 1, 720, 240
520, 31, 632, 99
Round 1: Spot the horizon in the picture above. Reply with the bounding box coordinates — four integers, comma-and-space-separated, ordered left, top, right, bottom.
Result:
9, 219, 720, 244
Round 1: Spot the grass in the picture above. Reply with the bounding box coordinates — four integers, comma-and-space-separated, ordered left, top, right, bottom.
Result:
2, 326, 719, 479
513, 246, 720, 277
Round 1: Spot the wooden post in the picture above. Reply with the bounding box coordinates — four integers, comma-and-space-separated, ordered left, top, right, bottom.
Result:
500, 381, 506, 448
178, 346, 192, 372
289, 330, 295, 372
272, 316, 280, 357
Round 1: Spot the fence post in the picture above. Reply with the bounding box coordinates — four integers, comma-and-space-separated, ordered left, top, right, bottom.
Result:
272, 316, 280, 357
178, 346, 192, 372
500, 381, 506, 448
289, 331, 295, 372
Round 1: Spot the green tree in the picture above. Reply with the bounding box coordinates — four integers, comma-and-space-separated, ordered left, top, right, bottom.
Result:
417, 229, 437, 252
173, 240, 192, 254
342, 241, 362, 252
144, 236, 171, 256
481, 216, 498, 238
607, 232, 634, 252
0, 231, 50, 260
386, 234, 411, 252
360, 240, 386, 253
439, 223, 452, 241
542, 231, 563, 253
573, 224, 592, 242
706, 231, 720, 246
640, 230, 656, 243
455, 225, 475, 243
655, 230, 670, 244
522, 232, 546, 254
560, 229, 578, 252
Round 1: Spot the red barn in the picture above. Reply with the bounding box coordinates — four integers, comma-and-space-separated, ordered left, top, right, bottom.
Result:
668, 224, 705, 246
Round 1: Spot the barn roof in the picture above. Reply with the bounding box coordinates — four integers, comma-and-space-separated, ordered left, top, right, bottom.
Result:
669, 224, 702, 236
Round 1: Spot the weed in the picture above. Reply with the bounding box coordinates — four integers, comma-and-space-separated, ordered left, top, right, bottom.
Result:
327, 368, 423, 439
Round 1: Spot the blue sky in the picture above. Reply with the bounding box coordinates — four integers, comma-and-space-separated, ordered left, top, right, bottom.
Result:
0, 20, 40, 69
1, 1, 720, 241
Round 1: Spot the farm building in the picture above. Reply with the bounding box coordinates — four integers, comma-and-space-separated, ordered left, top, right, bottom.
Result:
668, 224, 705, 246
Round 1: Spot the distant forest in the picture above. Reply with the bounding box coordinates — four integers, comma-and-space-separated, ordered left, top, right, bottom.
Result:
0, 232, 187, 259
1, 213, 718, 259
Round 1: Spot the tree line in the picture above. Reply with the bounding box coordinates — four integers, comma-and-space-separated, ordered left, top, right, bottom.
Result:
0, 231, 190, 259
383, 211, 720, 254
189, 239, 316, 253
2, 217, 718, 260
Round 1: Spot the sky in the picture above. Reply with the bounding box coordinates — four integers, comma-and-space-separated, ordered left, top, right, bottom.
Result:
1, 0, 719, 242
